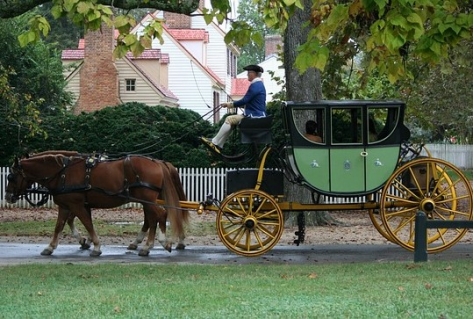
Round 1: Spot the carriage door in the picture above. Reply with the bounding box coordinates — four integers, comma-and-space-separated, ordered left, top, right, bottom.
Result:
329, 107, 365, 193
365, 106, 402, 191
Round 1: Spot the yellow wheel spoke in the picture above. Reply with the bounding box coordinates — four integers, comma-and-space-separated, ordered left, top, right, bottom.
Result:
252, 229, 265, 248
407, 165, 425, 195
384, 207, 417, 218
255, 223, 277, 238
255, 208, 277, 219
245, 229, 251, 251
223, 208, 246, 218
391, 179, 421, 201
391, 215, 415, 235
231, 226, 245, 244
432, 207, 470, 219
222, 224, 241, 238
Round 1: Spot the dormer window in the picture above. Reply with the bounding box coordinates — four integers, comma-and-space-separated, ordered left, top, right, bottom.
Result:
125, 79, 136, 91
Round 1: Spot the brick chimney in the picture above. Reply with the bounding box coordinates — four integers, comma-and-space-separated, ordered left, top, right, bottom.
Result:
265, 34, 282, 58
164, 0, 204, 29
75, 23, 120, 114
164, 11, 192, 29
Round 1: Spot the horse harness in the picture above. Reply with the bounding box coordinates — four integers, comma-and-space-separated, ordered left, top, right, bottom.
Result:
23, 155, 165, 207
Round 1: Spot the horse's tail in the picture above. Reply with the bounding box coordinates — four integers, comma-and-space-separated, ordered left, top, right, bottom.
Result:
159, 162, 188, 238
165, 162, 190, 225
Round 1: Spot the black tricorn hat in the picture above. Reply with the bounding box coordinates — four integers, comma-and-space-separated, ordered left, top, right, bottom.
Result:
243, 64, 264, 73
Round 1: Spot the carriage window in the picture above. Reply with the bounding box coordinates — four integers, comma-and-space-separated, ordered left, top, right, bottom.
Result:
292, 108, 325, 143
331, 108, 362, 144
368, 106, 399, 142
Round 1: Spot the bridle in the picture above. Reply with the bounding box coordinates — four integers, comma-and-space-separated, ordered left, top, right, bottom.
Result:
7, 162, 51, 207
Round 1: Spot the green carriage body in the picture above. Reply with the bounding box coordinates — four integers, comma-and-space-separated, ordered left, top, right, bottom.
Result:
282, 100, 410, 196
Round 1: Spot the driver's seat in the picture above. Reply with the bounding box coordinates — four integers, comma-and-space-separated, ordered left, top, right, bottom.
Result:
239, 116, 273, 144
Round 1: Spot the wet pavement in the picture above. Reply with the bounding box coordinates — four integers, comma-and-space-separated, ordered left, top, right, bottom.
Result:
0, 242, 471, 265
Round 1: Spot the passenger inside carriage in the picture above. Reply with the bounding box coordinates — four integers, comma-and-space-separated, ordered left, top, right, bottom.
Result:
304, 120, 322, 143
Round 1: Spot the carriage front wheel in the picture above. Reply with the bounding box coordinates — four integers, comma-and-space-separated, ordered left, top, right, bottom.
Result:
216, 189, 284, 257
379, 158, 472, 253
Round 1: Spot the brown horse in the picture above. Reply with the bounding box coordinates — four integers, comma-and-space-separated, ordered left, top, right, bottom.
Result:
5, 153, 188, 257
24, 151, 189, 253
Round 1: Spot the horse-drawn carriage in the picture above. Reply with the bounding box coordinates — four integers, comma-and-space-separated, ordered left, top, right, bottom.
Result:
5, 100, 472, 258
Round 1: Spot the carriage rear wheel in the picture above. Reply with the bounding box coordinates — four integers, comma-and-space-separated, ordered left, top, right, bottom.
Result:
379, 158, 472, 253
216, 189, 284, 257
368, 146, 433, 242
367, 192, 395, 242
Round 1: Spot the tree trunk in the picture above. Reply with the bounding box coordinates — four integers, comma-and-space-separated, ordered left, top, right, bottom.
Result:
283, 0, 335, 226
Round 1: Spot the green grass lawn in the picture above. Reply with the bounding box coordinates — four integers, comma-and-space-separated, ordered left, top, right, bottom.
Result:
0, 260, 471, 319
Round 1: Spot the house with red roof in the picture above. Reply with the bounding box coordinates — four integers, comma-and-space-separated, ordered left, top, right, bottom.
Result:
62, 25, 179, 114
62, 6, 239, 123
132, 10, 239, 123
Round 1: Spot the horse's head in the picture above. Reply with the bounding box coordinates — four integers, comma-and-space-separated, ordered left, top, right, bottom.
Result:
5, 157, 33, 203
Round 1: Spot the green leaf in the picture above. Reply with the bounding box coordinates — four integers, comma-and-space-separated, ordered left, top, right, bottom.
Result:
77, 1, 92, 14
250, 32, 264, 47
374, 0, 388, 12
390, 14, 406, 27
406, 12, 423, 27
140, 36, 152, 49
115, 15, 130, 29
113, 44, 129, 59
51, 5, 63, 19
63, 0, 78, 12
18, 33, 31, 47
99, 5, 114, 16
123, 34, 137, 46
430, 41, 441, 55
203, 13, 213, 25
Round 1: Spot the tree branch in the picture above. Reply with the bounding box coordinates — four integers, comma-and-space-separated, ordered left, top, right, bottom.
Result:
0, 0, 200, 19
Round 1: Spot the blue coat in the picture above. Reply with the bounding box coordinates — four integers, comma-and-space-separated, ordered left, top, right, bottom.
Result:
233, 80, 266, 117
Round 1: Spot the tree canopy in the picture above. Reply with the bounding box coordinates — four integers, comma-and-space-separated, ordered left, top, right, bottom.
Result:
1, 0, 470, 83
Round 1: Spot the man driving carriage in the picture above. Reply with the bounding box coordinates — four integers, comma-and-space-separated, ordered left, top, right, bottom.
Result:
201, 64, 266, 153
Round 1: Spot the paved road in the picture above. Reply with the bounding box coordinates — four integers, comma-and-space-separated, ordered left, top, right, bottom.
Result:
0, 242, 471, 265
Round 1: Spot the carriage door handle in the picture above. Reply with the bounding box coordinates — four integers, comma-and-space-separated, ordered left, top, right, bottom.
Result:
360, 151, 368, 157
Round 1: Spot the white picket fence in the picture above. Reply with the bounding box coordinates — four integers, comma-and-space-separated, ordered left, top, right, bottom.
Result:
422, 143, 472, 169
0, 144, 471, 209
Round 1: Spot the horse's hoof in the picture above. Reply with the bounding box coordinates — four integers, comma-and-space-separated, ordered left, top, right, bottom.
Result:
40, 249, 53, 256
79, 239, 91, 250
164, 243, 172, 253
90, 250, 102, 257
175, 243, 186, 250
138, 249, 150, 257
127, 244, 138, 250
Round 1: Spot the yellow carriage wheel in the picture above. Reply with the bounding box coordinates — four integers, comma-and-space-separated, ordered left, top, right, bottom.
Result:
379, 158, 472, 253
369, 145, 435, 243
216, 189, 284, 257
